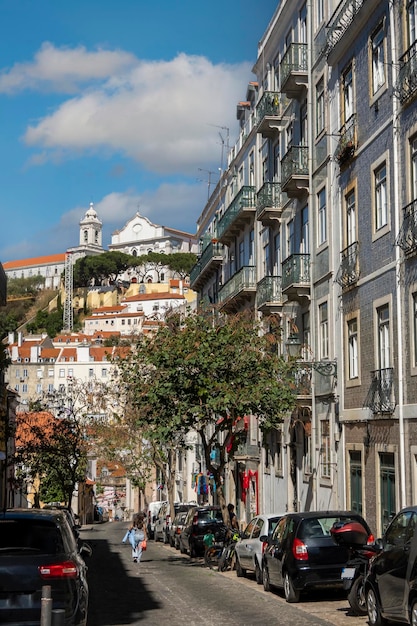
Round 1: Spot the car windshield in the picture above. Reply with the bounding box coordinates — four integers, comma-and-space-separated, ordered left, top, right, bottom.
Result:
198, 509, 223, 522
299, 515, 361, 540
0, 519, 64, 554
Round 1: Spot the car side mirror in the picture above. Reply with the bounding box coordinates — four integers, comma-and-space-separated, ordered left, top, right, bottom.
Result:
259, 535, 268, 543
80, 542, 92, 558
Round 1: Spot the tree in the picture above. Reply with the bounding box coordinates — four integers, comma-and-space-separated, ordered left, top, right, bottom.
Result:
166, 252, 198, 279
15, 379, 110, 509
114, 309, 296, 524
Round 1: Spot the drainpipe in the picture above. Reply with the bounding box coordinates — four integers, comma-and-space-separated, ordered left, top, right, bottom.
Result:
390, 2, 406, 508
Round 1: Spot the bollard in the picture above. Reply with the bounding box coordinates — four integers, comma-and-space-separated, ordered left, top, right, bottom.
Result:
52, 608, 65, 626
40, 585, 52, 626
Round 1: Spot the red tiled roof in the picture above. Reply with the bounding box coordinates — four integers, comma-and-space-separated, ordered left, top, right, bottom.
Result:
3, 253, 66, 269
122, 292, 185, 302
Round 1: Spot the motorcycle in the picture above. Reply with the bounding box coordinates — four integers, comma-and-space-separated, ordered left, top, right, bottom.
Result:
330, 519, 380, 616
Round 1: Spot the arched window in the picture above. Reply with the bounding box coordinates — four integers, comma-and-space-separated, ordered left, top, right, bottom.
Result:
84, 230, 88, 243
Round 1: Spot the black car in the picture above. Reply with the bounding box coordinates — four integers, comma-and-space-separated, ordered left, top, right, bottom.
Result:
365, 505, 417, 626
169, 510, 188, 549
154, 501, 196, 544
0, 508, 91, 625
179, 505, 226, 557
261, 510, 373, 603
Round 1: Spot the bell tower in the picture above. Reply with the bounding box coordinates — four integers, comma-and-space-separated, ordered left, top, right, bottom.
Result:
79, 202, 103, 248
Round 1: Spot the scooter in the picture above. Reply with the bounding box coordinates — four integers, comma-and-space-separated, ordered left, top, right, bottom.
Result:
330, 519, 380, 616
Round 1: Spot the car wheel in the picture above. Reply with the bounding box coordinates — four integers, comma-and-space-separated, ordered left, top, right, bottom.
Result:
236, 557, 246, 578
284, 572, 300, 603
255, 560, 262, 585
411, 600, 417, 626
263, 563, 271, 592
367, 588, 387, 626
347, 575, 367, 616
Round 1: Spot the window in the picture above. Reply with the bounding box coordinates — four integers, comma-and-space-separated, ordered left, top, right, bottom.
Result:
15, 369, 20, 378
375, 162, 387, 230
22, 384, 28, 393
316, 0, 324, 28
304, 422, 312, 475
411, 137, 417, 201
342, 64, 354, 123
378, 304, 390, 369
346, 189, 357, 246
349, 450, 363, 514
380, 452, 396, 532
287, 220, 294, 256
102, 368, 107, 377
36, 384, 42, 394
320, 420, 331, 479
316, 78, 325, 136
84, 229, 88, 243
317, 188, 327, 246
300, 101, 307, 146
239, 240, 244, 268
68, 368, 73, 378
249, 230, 255, 265
371, 24, 385, 94
48, 368, 54, 377
15, 384, 19, 392
299, 3, 307, 43
319, 302, 329, 359
23, 369, 28, 377
89, 368, 94, 378
348, 318, 358, 379
48, 384, 54, 393
413, 293, 417, 366
59, 369, 65, 378
301, 205, 309, 253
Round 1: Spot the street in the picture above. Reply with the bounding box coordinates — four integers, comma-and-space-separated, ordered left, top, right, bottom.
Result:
81, 521, 369, 626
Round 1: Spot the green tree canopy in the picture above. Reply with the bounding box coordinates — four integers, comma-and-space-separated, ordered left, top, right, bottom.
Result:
115, 309, 296, 521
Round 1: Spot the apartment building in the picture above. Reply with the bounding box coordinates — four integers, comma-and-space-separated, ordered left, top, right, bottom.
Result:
190, 0, 417, 534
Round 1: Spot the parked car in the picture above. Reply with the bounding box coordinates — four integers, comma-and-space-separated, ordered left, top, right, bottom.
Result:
235, 513, 284, 583
154, 501, 196, 543
169, 510, 189, 549
179, 505, 226, 557
43, 504, 81, 538
365, 505, 417, 626
146, 500, 167, 540
261, 510, 373, 603
0, 508, 92, 625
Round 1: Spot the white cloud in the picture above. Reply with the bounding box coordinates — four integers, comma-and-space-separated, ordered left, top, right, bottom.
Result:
21, 50, 251, 175
0, 42, 136, 94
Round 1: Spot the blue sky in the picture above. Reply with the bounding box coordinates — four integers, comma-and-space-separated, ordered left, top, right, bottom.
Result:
0, 0, 278, 262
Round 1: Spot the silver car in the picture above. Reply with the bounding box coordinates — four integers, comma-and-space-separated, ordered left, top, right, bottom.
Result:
235, 513, 284, 583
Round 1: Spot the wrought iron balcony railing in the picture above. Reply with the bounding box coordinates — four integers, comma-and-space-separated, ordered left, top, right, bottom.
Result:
256, 182, 287, 219
190, 241, 223, 284
398, 41, 417, 104
281, 146, 309, 188
280, 44, 308, 91
218, 266, 256, 304
256, 276, 283, 309
325, 0, 367, 56
216, 186, 255, 241
364, 368, 395, 415
396, 198, 417, 255
335, 114, 357, 165
282, 254, 310, 291
335, 242, 360, 288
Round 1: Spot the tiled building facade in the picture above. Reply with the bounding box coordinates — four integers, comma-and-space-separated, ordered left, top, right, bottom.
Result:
190, 0, 417, 533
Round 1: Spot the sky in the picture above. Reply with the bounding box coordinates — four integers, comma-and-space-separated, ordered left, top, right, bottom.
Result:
0, 0, 279, 262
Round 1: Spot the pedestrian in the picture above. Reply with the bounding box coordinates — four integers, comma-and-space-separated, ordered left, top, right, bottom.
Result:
227, 503, 239, 530
122, 513, 147, 563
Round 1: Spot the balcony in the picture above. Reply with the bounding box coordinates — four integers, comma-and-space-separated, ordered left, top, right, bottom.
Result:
0, 262, 6, 307
364, 368, 395, 415
335, 242, 360, 289
256, 182, 287, 224
190, 240, 224, 291
256, 276, 283, 313
325, 0, 379, 64
396, 198, 417, 255
256, 91, 289, 137
281, 254, 310, 302
280, 44, 308, 99
335, 114, 357, 167
281, 146, 309, 198
218, 266, 256, 311
398, 41, 417, 104
217, 186, 256, 245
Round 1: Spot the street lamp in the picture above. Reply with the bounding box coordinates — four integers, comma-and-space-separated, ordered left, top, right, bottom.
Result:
285, 333, 337, 378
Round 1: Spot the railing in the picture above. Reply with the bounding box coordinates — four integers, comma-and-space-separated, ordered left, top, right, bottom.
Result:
282, 254, 310, 291
364, 368, 395, 414
216, 186, 255, 240
218, 266, 255, 304
190, 241, 223, 284
256, 276, 283, 309
335, 114, 356, 165
256, 182, 287, 216
280, 44, 308, 89
256, 91, 288, 124
326, 0, 367, 56
398, 41, 417, 103
335, 242, 360, 288
396, 198, 417, 254
292, 365, 312, 396
281, 146, 309, 187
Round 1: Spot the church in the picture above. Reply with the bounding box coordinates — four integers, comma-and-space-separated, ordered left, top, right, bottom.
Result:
3, 204, 198, 289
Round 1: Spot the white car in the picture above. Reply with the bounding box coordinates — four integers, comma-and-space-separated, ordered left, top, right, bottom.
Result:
235, 513, 284, 583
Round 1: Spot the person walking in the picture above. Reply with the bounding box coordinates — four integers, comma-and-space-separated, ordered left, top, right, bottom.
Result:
123, 513, 147, 563
227, 503, 239, 530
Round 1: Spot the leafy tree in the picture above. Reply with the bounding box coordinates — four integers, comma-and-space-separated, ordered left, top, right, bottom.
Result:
7, 276, 45, 297
114, 309, 296, 524
165, 252, 197, 279
73, 252, 131, 287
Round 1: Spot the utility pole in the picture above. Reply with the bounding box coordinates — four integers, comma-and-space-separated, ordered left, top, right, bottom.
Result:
63, 252, 73, 332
